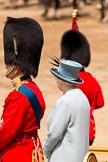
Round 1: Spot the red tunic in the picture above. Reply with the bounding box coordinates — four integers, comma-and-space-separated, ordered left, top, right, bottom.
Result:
0, 81, 46, 162
77, 71, 104, 142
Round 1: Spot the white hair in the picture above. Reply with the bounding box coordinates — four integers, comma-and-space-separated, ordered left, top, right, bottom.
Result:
57, 79, 76, 88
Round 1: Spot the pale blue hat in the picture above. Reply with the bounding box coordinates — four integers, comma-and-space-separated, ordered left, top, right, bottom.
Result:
50, 60, 83, 84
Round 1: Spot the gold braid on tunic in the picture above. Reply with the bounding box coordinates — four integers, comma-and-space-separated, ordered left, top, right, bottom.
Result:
12, 75, 32, 90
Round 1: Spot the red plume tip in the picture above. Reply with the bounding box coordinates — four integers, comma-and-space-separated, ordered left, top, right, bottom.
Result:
72, 17, 78, 31
72, 9, 78, 31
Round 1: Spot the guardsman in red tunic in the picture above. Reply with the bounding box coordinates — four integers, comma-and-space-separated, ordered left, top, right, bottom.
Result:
0, 17, 46, 162
51, 10, 104, 145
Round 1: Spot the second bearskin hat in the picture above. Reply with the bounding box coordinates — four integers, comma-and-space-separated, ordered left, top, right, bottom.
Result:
60, 30, 91, 67
60, 10, 91, 68
3, 17, 44, 78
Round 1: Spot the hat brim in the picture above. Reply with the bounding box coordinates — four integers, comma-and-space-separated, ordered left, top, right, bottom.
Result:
50, 68, 83, 85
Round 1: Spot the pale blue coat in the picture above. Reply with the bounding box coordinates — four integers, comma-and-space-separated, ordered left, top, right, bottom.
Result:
43, 89, 90, 162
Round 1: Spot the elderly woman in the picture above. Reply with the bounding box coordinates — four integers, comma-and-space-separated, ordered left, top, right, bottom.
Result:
43, 60, 90, 162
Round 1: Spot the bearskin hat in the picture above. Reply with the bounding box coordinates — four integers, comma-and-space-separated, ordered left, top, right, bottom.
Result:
3, 17, 44, 78
60, 30, 91, 67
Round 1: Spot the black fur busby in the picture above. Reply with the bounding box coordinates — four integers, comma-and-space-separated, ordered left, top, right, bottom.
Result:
59, 9, 90, 68
3, 17, 44, 78
60, 30, 91, 67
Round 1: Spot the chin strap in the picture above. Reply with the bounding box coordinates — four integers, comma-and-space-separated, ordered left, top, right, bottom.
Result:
5, 64, 15, 77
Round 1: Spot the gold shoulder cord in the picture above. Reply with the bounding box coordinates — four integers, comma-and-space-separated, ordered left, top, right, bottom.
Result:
32, 137, 44, 162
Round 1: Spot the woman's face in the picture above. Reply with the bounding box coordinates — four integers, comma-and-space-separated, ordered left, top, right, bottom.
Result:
56, 79, 63, 92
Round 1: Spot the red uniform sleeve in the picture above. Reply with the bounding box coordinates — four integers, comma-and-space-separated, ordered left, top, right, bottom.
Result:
93, 77, 104, 109
78, 71, 104, 110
